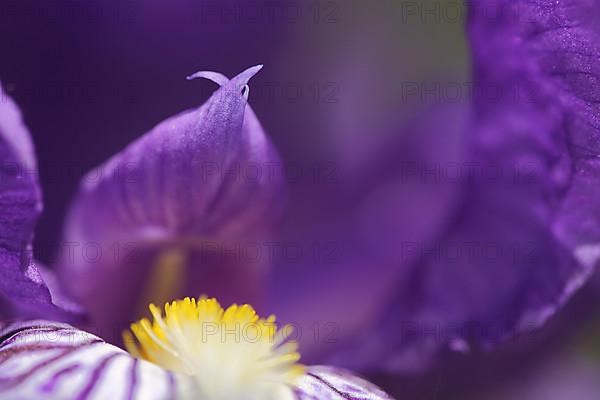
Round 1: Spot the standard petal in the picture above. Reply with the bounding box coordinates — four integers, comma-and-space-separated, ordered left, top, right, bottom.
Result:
60, 66, 284, 341
0, 84, 79, 321
295, 366, 394, 400
0, 321, 190, 399
64, 64, 280, 248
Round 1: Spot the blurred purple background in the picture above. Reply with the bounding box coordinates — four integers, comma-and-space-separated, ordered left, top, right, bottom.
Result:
0, 0, 466, 250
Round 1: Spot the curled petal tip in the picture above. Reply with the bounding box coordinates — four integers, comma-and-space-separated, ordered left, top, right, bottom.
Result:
186, 70, 229, 86
186, 65, 263, 87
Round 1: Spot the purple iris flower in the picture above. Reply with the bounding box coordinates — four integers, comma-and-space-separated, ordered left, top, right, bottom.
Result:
1, 0, 599, 397
0, 67, 392, 398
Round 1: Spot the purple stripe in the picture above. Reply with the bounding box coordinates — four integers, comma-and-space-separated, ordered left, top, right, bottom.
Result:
167, 370, 176, 400
0, 343, 95, 391
39, 363, 80, 393
307, 373, 353, 400
0, 339, 102, 365
126, 358, 138, 400
0, 345, 69, 366
0, 326, 68, 348
76, 353, 121, 400
0, 326, 50, 345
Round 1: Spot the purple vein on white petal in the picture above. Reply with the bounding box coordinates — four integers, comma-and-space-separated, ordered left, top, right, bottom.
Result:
0, 343, 99, 390
0, 338, 103, 368
0, 343, 98, 367
296, 367, 395, 400
75, 353, 121, 400
0, 325, 101, 355
0, 326, 63, 349
306, 373, 353, 400
166, 369, 177, 400
126, 358, 139, 400
39, 363, 80, 393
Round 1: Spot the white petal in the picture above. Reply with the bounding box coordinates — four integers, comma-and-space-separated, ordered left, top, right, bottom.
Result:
0, 321, 190, 400
295, 366, 394, 400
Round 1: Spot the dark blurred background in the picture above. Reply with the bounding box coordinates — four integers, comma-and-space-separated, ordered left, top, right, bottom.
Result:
0, 0, 466, 251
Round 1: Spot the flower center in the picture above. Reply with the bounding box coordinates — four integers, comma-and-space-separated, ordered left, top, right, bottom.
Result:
123, 297, 304, 400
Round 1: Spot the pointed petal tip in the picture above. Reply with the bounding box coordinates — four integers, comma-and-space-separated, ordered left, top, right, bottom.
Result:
232, 64, 264, 84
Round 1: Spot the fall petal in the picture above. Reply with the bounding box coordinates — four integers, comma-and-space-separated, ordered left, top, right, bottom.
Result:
0, 321, 190, 399
0, 321, 393, 400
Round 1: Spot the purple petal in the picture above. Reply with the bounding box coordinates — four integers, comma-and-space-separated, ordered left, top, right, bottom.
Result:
0, 84, 79, 322
37, 264, 86, 317
466, 0, 600, 334
470, 1, 600, 251
511, 0, 600, 269
266, 103, 468, 362
295, 366, 393, 400
330, 0, 600, 372
60, 66, 284, 341
0, 321, 184, 399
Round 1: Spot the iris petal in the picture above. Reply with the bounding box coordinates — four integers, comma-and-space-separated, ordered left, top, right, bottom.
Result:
60, 66, 284, 342
0, 322, 393, 399
0, 84, 80, 322
0, 321, 186, 399
295, 366, 393, 400
330, 0, 600, 373
508, 0, 600, 269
